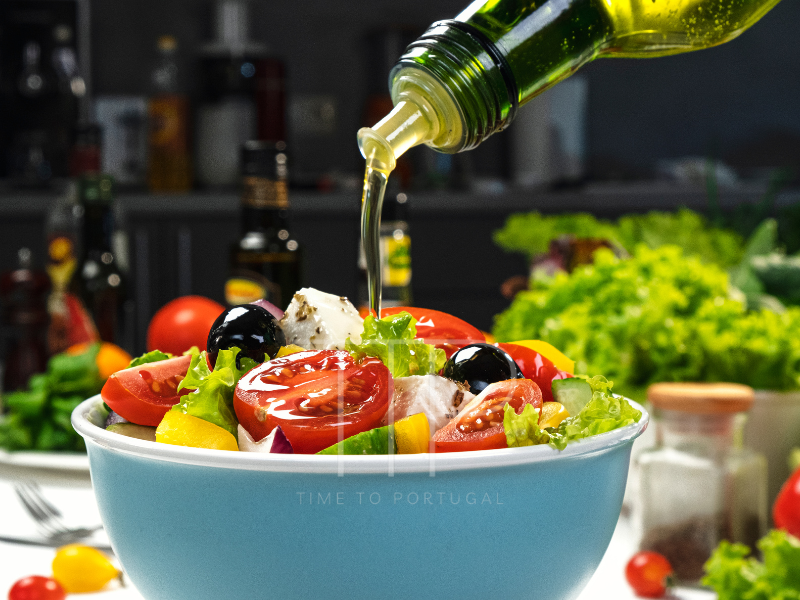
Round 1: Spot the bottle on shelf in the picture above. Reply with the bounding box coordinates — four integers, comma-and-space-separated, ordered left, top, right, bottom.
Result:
148, 35, 192, 193
225, 141, 301, 310
196, 0, 269, 187
357, 0, 783, 171
358, 185, 412, 314
73, 174, 124, 344
0, 249, 50, 392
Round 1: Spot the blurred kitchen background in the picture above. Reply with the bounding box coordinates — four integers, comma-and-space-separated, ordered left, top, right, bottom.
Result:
1, 0, 799, 362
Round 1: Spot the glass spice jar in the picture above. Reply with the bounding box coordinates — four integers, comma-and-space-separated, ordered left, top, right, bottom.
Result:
634, 383, 767, 585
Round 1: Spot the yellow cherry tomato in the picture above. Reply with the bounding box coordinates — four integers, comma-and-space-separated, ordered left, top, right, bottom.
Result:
52, 544, 119, 593
539, 402, 570, 429
508, 340, 575, 374
156, 410, 239, 451
394, 413, 430, 454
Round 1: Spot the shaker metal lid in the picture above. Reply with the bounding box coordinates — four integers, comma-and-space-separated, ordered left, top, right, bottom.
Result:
647, 382, 754, 414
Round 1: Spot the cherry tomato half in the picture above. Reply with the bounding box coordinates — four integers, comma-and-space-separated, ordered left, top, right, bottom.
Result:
234, 350, 392, 454
147, 296, 225, 355
8, 576, 66, 600
101, 355, 192, 426
432, 379, 543, 453
381, 307, 485, 358
625, 551, 674, 598
774, 466, 800, 539
497, 343, 572, 404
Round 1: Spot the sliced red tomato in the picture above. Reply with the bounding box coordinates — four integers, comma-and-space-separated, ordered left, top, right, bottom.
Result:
101, 355, 192, 426
234, 350, 392, 454
381, 306, 485, 358
432, 379, 543, 453
497, 343, 572, 404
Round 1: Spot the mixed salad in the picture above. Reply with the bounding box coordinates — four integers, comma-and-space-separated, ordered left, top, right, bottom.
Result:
98, 288, 641, 455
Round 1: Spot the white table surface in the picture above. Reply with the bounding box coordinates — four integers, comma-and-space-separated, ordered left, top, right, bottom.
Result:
0, 467, 715, 600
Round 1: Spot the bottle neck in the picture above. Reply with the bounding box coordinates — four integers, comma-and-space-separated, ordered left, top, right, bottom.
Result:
240, 175, 289, 232
82, 203, 113, 255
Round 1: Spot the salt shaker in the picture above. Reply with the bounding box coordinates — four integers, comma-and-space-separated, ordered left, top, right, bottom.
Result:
634, 383, 767, 584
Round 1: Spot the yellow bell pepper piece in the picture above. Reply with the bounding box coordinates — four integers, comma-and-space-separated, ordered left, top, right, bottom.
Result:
394, 413, 430, 454
156, 411, 239, 451
509, 340, 575, 374
276, 344, 306, 358
52, 544, 119, 593
539, 402, 570, 429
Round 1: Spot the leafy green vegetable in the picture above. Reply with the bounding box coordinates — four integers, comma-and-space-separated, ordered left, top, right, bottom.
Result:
493, 209, 744, 268
0, 344, 104, 451
503, 376, 640, 450
346, 312, 445, 378
546, 376, 641, 450
493, 245, 800, 395
170, 347, 256, 437
703, 530, 800, 600
503, 403, 549, 448
128, 349, 173, 368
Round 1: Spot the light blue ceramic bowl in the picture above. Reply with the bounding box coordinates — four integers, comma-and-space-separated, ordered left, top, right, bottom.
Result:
73, 395, 648, 600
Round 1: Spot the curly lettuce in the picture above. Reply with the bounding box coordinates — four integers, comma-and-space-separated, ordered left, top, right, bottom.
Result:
346, 312, 445, 378
703, 530, 800, 600
494, 245, 800, 396
128, 349, 174, 368
170, 347, 257, 436
503, 376, 641, 450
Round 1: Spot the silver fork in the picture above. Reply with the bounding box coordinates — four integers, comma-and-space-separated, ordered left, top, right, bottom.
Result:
14, 482, 103, 544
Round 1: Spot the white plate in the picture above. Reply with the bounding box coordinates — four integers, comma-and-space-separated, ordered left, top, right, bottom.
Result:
0, 450, 89, 471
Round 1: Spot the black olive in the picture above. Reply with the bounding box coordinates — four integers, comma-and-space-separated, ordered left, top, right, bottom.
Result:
207, 304, 285, 368
442, 343, 523, 395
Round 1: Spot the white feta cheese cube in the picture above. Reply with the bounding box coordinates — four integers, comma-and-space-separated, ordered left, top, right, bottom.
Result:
386, 375, 474, 435
279, 288, 363, 351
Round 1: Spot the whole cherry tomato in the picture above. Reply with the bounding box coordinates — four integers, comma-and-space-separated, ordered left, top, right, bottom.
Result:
147, 296, 225, 355
774, 466, 800, 539
52, 544, 119, 593
8, 576, 66, 600
625, 551, 674, 598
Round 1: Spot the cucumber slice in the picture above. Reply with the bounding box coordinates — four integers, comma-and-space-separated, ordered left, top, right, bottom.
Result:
317, 425, 396, 455
552, 378, 592, 417
106, 422, 157, 442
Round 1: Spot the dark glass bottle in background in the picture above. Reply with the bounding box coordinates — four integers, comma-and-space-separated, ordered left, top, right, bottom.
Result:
225, 141, 301, 310
73, 175, 124, 343
0, 248, 50, 392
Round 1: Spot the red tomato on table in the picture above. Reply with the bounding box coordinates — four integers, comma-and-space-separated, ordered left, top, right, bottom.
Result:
234, 350, 392, 454
497, 343, 572, 404
625, 551, 674, 598
774, 466, 800, 538
432, 379, 543, 453
381, 306, 485, 358
147, 296, 225, 355
9, 576, 66, 600
101, 355, 192, 426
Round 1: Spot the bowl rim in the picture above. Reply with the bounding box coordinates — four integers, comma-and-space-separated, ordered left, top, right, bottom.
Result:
72, 395, 649, 474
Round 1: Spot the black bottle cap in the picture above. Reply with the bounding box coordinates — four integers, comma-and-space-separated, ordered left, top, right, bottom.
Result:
241, 140, 287, 180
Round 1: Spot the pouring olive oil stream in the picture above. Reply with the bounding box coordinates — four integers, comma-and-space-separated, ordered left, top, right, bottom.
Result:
358, 0, 781, 315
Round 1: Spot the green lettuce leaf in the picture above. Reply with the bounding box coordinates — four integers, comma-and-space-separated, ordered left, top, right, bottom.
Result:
170, 347, 257, 436
703, 530, 800, 600
546, 376, 641, 451
503, 403, 549, 448
345, 312, 445, 378
128, 349, 174, 368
